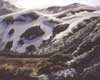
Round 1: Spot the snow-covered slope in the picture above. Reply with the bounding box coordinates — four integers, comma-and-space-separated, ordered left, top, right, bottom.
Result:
0, 3, 100, 54
0, 10, 61, 53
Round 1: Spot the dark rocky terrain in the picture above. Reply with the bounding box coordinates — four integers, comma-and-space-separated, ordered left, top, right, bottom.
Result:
37, 17, 100, 80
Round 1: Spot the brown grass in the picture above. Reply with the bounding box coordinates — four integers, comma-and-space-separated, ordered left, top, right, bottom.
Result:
0, 56, 49, 75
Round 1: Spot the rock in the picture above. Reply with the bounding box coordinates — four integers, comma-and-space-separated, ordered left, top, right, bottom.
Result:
4, 41, 13, 50
26, 45, 36, 54
8, 29, 14, 36
20, 26, 45, 40
2, 16, 14, 25
21, 12, 39, 20
18, 39, 24, 45
53, 24, 69, 36
82, 64, 100, 80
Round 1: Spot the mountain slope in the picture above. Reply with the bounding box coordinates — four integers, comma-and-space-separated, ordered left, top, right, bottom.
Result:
0, 3, 100, 80
0, 3, 100, 54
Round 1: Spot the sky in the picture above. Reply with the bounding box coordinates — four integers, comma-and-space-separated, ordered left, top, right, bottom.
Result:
5, 0, 100, 9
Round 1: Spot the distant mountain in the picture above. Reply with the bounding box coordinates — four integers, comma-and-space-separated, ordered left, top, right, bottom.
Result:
40, 3, 99, 14
0, 0, 18, 16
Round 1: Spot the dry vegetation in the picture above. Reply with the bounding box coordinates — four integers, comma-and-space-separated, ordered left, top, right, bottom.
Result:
0, 56, 49, 80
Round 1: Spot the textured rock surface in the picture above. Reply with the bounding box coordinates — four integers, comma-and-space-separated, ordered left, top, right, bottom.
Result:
36, 18, 100, 80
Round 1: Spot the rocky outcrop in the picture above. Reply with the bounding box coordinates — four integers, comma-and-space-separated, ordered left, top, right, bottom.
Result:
4, 41, 13, 50
35, 18, 100, 80
20, 26, 45, 40
21, 12, 39, 20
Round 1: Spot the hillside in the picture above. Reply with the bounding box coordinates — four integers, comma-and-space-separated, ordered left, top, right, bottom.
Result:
0, 3, 100, 80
